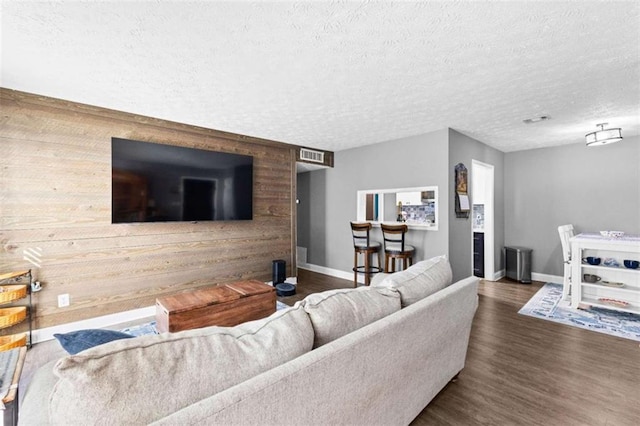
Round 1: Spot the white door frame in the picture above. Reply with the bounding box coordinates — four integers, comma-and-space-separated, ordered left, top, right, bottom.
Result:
471, 160, 495, 280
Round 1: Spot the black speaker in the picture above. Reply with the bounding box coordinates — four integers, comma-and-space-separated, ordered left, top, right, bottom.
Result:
272, 259, 286, 285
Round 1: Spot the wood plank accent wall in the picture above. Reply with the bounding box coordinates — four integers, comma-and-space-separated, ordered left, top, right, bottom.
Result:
0, 88, 297, 330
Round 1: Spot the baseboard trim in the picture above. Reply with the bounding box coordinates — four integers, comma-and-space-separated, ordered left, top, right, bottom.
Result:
32, 306, 156, 344
299, 262, 562, 286
532, 272, 563, 284
298, 262, 354, 282
482, 269, 505, 282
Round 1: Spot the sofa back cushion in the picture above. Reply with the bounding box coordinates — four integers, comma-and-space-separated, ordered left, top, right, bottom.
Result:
303, 286, 401, 348
373, 255, 453, 307
49, 303, 314, 425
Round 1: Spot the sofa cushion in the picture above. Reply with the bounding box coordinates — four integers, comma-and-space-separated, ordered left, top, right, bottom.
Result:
18, 359, 60, 426
303, 286, 401, 348
53, 329, 135, 355
48, 303, 314, 425
372, 255, 453, 307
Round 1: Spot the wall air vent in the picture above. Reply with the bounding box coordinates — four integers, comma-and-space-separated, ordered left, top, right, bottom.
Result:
299, 148, 325, 163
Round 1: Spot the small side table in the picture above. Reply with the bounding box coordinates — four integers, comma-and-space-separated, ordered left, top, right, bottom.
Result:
1, 346, 27, 426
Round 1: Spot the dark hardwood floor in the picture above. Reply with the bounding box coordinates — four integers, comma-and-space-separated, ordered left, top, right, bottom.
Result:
277, 268, 354, 305
290, 269, 640, 426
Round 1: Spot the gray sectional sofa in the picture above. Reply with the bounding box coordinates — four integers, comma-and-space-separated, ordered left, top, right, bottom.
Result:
19, 255, 479, 425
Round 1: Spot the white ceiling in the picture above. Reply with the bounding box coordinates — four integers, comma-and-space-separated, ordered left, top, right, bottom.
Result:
1, 1, 639, 153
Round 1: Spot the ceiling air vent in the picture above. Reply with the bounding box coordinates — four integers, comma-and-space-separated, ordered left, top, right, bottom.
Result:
299, 148, 325, 163
523, 115, 551, 124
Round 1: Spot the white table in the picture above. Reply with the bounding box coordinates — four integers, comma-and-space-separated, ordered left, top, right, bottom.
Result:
570, 233, 640, 314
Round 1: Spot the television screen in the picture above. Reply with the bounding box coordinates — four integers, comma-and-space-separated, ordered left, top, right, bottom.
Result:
112, 138, 253, 223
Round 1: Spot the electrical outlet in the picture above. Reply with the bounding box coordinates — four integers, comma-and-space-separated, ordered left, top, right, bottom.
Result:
58, 293, 70, 308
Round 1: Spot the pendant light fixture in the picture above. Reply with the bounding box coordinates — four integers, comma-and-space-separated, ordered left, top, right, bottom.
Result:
585, 123, 623, 147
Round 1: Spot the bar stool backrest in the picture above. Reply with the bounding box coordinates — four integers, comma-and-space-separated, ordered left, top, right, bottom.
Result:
381, 223, 408, 252
350, 221, 374, 248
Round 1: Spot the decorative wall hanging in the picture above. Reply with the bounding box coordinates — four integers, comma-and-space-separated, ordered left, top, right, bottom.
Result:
454, 163, 470, 218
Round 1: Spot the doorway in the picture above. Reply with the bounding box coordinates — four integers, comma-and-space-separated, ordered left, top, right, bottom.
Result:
471, 160, 495, 280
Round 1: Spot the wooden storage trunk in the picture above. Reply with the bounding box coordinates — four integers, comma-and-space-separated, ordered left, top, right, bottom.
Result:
155, 280, 276, 333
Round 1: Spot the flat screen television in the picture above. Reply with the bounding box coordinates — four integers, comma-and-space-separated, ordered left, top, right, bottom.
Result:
112, 138, 253, 223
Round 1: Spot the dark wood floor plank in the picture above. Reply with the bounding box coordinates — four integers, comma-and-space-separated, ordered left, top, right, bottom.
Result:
291, 269, 640, 426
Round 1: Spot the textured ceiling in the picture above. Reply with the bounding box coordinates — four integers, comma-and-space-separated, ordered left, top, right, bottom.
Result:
1, 1, 639, 153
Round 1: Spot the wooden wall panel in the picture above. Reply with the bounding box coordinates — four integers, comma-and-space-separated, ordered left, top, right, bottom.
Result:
0, 88, 297, 330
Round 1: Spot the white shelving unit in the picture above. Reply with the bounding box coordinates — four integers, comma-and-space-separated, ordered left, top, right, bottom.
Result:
570, 233, 640, 314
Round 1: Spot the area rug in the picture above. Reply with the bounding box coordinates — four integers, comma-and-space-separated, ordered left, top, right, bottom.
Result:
518, 283, 640, 342
121, 301, 290, 337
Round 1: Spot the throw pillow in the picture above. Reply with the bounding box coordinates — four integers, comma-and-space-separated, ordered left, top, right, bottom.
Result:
303, 286, 401, 348
372, 254, 453, 307
53, 329, 134, 355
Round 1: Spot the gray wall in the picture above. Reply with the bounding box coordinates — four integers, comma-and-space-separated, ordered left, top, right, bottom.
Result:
302, 169, 330, 266
299, 129, 450, 276
296, 171, 311, 251
505, 135, 640, 276
298, 128, 635, 282
448, 129, 505, 281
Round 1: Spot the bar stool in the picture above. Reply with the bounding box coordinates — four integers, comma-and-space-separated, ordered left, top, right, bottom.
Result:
350, 221, 382, 287
381, 223, 414, 273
